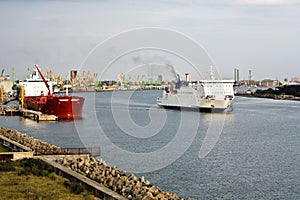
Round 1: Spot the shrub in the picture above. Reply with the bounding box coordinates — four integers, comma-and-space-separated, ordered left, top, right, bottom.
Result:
0, 160, 15, 172
48, 172, 57, 180
63, 180, 84, 194
18, 158, 53, 176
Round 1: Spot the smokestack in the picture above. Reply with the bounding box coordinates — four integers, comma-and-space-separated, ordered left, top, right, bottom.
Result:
176, 74, 181, 82
185, 73, 191, 82
248, 69, 252, 86
234, 68, 239, 82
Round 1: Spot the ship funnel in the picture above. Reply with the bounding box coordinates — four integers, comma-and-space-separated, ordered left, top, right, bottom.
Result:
176, 74, 180, 82
175, 74, 182, 89
185, 73, 191, 82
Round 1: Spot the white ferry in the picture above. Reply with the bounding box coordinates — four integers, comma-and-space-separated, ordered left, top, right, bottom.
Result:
157, 73, 235, 112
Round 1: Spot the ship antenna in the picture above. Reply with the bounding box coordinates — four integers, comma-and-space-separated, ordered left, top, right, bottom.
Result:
34, 64, 51, 96
209, 65, 215, 80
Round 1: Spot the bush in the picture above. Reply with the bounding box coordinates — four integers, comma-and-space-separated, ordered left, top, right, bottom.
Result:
0, 160, 15, 172
18, 158, 53, 176
18, 158, 86, 195
63, 180, 84, 194
48, 172, 57, 180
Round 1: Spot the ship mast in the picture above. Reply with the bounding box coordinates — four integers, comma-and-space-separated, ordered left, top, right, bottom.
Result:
34, 64, 51, 96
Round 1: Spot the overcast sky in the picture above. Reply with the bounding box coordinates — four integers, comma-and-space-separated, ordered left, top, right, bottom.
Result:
0, 0, 300, 81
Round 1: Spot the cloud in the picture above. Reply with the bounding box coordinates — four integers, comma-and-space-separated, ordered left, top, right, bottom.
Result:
159, 0, 300, 6
234, 0, 300, 5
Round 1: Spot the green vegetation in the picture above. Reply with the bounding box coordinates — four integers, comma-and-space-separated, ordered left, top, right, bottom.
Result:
0, 144, 9, 152
63, 180, 85, 195
279, 85, 300, 97
255, 85, 300, 97
0, 159, 15, 172
18, 158, 54, 176
0, 159, 95, 200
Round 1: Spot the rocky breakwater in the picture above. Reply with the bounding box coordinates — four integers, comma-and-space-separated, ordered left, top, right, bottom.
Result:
0, 127, 62, 154
0, 127, 185, 199
57, 156, 184, 200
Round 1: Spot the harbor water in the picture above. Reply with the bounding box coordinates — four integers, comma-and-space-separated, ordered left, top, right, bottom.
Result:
1, 90, 300, 199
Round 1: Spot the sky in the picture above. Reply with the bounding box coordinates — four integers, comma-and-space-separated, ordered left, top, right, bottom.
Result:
0, 0, 300, 81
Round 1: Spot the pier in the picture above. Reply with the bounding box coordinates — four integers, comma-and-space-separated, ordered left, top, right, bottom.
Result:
0, 104, 19, 116
0, 105, 58, 121
19, 108, 58, 121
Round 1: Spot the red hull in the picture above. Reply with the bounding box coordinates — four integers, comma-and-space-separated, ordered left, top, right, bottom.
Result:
25, 95, 85, 119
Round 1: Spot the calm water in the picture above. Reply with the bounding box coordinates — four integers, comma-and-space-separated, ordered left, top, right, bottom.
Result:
1, 91, 300, 199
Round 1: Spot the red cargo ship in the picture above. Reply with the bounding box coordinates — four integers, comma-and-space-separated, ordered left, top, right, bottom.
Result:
20, 65, 85, 119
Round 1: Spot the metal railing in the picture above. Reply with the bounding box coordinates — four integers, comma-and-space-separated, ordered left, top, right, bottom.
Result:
60, 147, 101, 157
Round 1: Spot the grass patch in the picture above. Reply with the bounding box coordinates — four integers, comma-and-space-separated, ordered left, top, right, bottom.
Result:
0, 144, 9, 152
0, 159, 95, 200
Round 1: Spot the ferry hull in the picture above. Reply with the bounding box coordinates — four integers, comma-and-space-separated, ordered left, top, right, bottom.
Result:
159, 105, 199, 111
158, 104, 230, 113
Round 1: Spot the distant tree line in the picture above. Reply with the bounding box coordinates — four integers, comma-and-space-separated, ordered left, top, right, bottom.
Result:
255, 85, 300, 97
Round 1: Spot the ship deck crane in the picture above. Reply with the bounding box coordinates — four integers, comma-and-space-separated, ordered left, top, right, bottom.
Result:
34, 64, 51, 96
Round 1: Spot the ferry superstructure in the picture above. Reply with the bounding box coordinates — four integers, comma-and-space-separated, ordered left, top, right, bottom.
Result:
157, 74, 235, 112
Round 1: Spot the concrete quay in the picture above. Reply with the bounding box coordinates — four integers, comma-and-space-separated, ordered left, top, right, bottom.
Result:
41, 157, 126, 200
0, 104, 20, 116
0, 105, 58, 121
55, 156, 183, 200
20, 108, 58, 121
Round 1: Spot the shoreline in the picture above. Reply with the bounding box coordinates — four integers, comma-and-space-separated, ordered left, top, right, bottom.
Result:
0, 127, 185, 200
236, 94, 300, 101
